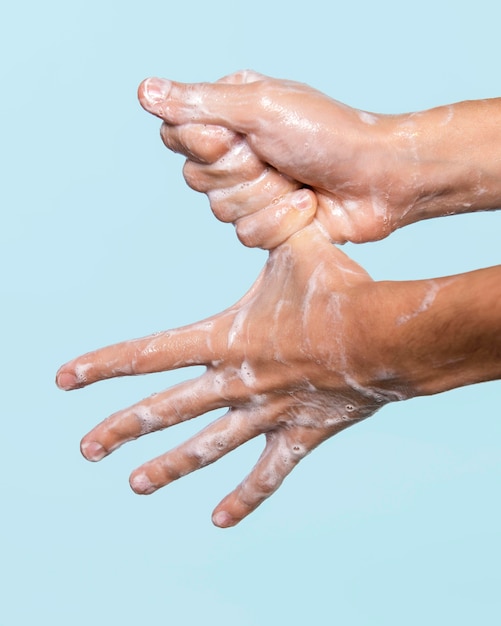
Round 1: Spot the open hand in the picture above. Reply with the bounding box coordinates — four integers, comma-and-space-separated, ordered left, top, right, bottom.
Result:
56, 224, 397, 527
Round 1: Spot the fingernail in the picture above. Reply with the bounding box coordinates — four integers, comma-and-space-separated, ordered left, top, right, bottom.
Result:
81, 441, 106, 462
142, 77, 172, 106
212, 511, 236, 528
130, 472, 155, 495
56, 371, 77, 390
293, 189, 313, 211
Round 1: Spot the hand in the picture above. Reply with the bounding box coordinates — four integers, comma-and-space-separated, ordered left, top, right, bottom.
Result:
138, 71, 501, 244
137, 70, 405, 243
56, 224, 399, 527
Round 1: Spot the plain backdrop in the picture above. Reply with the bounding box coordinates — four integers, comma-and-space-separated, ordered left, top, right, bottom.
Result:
1, 1, 499, 624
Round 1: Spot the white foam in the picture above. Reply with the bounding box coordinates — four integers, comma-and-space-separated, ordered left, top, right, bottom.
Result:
358, 111, 378, 125
397, 281, 440, 325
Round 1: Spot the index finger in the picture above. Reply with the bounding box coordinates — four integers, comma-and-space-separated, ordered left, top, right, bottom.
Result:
159, 123, 240, 164
56, 319, 224, 391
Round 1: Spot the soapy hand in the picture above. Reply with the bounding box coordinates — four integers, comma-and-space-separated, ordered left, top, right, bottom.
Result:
139, 70, 501, 245
138, 70, 404, 244
56, 224, 401, 527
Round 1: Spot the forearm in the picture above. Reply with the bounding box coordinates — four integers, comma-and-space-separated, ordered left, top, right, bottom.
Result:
390, 98, 501, 229
351, 264, 501, 398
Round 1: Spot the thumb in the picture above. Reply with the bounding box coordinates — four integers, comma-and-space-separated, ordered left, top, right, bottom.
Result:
137, 74, 263, 132
235, 189, 317, 250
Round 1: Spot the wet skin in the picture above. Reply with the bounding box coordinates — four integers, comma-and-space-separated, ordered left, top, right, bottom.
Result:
56, 218, 501, 527
140, 70, 501, 244
56, 72, 501, 527
56, 224, 389, 527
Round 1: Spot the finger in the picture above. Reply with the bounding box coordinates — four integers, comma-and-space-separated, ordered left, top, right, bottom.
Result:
128, 405, 269, 495
80, 373, 225, 461
182, 139, 265, 193
211, 425, 327, 528
207, 169, 300, 223
235, 188, 317, 249
56, 319, 226, 391
160, 122, 240, 164
137, 76, 263, 131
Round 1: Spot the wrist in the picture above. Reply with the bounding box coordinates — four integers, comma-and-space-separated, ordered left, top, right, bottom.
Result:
386, 100, 501, 230
343, 280, 419, 402
348, 268, 501, 400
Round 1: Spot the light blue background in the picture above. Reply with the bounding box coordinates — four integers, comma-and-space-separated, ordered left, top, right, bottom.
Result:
1, 1, 499, 624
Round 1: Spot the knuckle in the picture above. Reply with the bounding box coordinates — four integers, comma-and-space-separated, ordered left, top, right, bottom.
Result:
182, 160, 207, 191
208, 191, 239, 223
234, 218, 262, 248
253, 472, 278, 496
